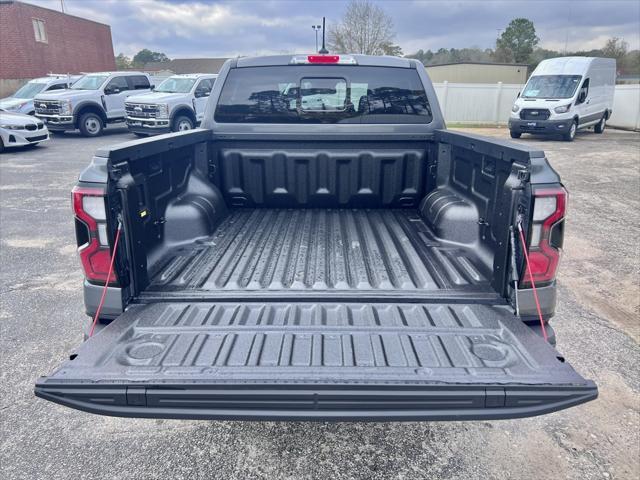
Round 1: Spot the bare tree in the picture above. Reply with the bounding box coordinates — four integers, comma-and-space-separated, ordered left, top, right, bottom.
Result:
328, 0, 402, 56
602, 37, 628, 63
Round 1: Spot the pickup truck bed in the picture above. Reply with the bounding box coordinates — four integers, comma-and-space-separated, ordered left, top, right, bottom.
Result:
146, 208, 492, 295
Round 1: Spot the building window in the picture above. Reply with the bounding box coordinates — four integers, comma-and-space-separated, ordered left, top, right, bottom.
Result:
32, 19, 47, 43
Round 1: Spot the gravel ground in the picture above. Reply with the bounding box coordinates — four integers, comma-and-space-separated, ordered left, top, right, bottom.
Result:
1, 126, 638, 480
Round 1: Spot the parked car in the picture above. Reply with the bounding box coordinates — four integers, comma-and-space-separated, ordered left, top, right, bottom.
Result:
0, 109, 49, 152
0, 75, 80, 115
509, 57, 616, 141
125, 73, 217, 136
36, 54, 597, 421
34, 72, 153, 137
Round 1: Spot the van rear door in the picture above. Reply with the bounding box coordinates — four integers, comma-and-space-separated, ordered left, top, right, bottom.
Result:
35, 301, 596, 421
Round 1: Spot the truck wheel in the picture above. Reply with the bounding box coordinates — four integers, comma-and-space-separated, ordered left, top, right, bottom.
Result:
563, 121, 577, 142
594, 115, 606, 134
510, 131, 522, 139
172, 115, 194, 132
79, 112, 104, 137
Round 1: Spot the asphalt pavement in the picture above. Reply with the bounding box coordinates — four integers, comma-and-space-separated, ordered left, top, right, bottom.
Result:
1, 125, 638, 479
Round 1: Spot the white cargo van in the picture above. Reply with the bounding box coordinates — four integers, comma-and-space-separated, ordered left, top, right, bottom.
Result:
509, 57, 615, 141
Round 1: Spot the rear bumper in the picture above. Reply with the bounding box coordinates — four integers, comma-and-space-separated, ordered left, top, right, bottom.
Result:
83, 280, 122, 319
34, 382, 597, 422
518, 283, 557, 320
509, 118, 572, 134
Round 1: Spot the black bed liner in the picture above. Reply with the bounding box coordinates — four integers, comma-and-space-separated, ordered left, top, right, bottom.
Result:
147, 209, 493, 294
36, 301, 597, 421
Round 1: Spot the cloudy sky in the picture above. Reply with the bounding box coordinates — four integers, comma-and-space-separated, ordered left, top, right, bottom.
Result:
25, 0, 640, 58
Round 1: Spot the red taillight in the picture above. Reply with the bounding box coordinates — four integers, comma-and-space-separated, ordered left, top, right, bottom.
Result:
72, 186, 117, 285
522, 187, 567, 287
307, 55, 340, 63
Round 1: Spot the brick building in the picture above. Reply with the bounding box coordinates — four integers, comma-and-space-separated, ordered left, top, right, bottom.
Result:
0, 0, 116, 96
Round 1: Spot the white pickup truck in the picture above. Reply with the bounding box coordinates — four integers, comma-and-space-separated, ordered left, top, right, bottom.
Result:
0, 74, 80, 116
124, 74, 217, 136
34, 72, 153, 137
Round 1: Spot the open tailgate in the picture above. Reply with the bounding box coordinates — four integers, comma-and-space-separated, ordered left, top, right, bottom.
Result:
36, 302, 596, 421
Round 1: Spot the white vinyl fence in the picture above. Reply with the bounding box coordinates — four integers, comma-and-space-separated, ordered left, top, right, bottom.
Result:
432, 82, 640, 130
609, 85, 640, 130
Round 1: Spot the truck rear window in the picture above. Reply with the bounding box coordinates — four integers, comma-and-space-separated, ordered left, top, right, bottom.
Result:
214, 66, 432, 124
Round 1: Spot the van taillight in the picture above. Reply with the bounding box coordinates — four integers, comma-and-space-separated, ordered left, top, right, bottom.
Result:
72, 186, 117, 285
522, 187, 567, 288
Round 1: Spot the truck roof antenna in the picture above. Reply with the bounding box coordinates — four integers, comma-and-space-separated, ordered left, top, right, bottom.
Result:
318, 17, 329, 54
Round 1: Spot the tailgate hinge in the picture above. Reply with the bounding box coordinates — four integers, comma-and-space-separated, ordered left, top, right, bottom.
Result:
109, 160, 130, 181
517, 169, 530, 182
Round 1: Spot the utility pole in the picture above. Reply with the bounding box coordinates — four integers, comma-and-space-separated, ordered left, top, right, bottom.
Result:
60, 0, 65, 13
312, 24, 321, 53
564, 3, 572, 53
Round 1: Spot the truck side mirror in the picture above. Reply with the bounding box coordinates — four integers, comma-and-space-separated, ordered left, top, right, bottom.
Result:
105, 86, 120, 95
577, 91, 586, 104
517, 91, 520, 98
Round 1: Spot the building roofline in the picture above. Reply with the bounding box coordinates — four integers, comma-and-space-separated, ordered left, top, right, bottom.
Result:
424, 61, 530, 68
5, 0, 112, 29
236, 54, 414, 68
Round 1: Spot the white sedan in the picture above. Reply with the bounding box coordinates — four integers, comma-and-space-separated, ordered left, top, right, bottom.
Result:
0, 109, 49, 153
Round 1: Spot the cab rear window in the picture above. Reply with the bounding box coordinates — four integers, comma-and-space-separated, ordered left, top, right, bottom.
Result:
214, 65, 432, 124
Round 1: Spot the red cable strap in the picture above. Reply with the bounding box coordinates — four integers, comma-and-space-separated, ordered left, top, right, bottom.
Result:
517, 224, 548, 342
88, 224, 122, 338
